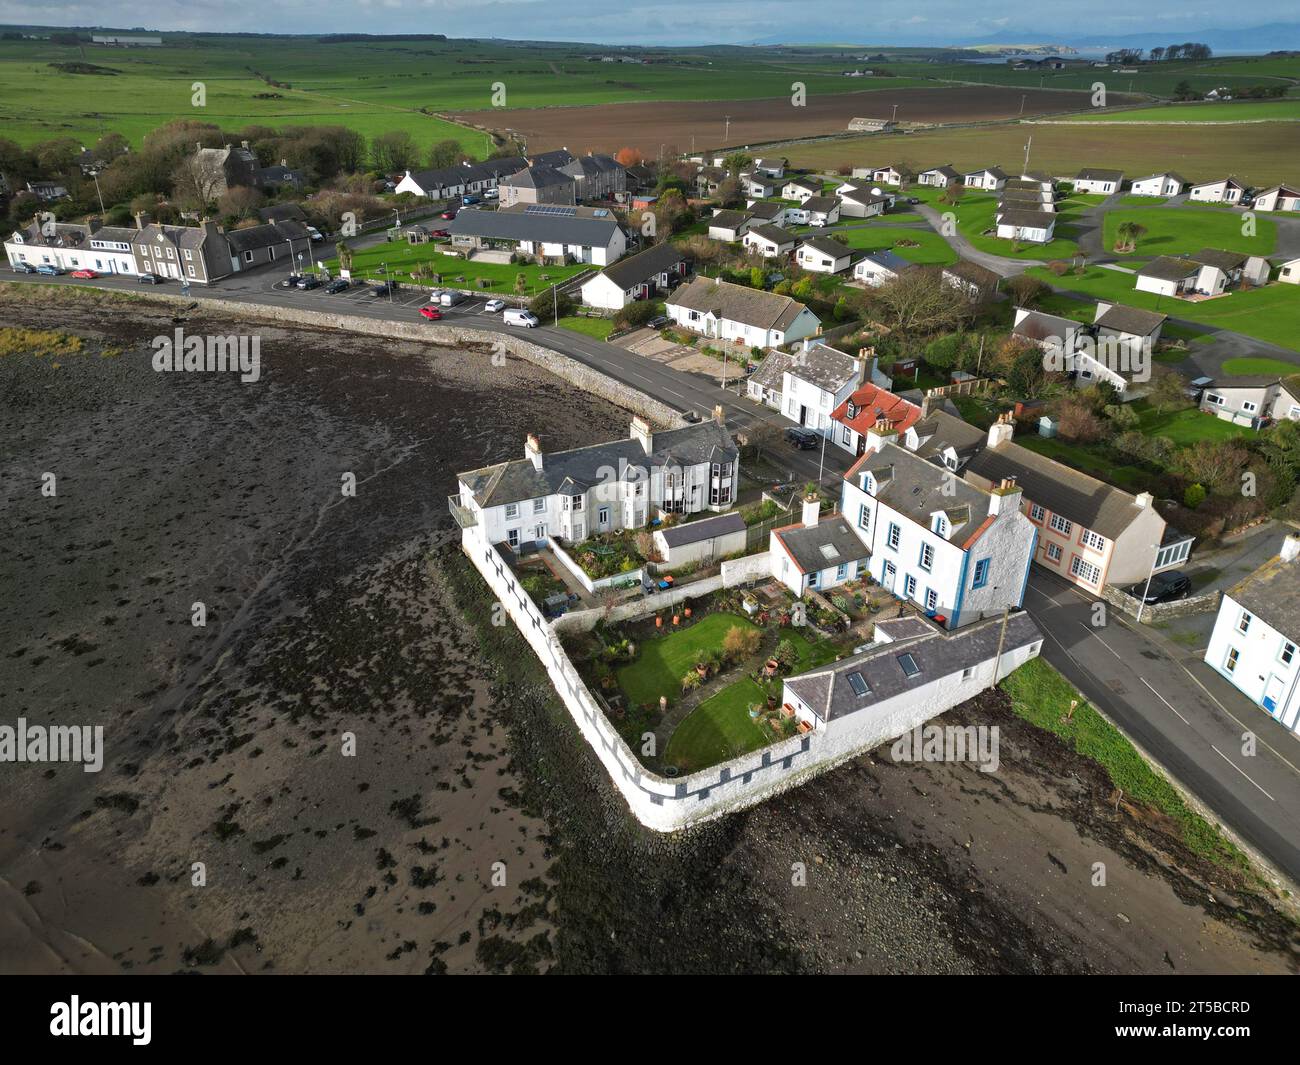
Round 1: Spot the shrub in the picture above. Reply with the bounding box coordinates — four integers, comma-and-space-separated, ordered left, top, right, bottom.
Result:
614, 300, 659, 329
774, 639, 798, 668
1184, 483, 1207, 509
722, 625, 762, 662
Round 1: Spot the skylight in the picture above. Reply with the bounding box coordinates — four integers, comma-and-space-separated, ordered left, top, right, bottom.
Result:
897, 653, 921, 678
847, 671, 870, 697
820, 544, 840, 560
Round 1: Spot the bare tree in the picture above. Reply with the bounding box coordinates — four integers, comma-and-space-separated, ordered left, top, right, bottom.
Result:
869, 268, 965, 334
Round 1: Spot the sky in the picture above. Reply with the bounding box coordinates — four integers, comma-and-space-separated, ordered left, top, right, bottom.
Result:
0, 1, 1282, 47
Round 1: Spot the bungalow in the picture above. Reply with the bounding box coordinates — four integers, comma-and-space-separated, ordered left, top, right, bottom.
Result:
695, 166, 727, 198
782, 176, 823, 202
453, 415, 740, 551
752, 158, 786, 179
866, 164, 909, 187
994, 208, 1056, 244
841, 437, 1038, 628
837, 185, 892, 219
1128, 172, 1186, 197
579, 241, 688, 310
1091, 301, 1166, 375
1199, 376, 1300, 427
741, 172, 781, 198
1189, 177, 1247, 205
1204, 535, 1300, 735
1005, 176, 1055, 198
747, 200, 792, 226
999, 188, 1057, 211
1252, 185, 1300, 213
853, 249, 914, 287
1011, 307, 1085, 353
942, 260, 1001, 303
1072, 168, 1124, 195
498, 165, 577, 208
917, 165, 962, 188
745, 348, 796, 409
742, 223, 798, 258
1189, 248, 1272, 293
654, 512, 747, 570
770, 496, 871, 596
795, 236, 853, 275
830, 382, 923, 456
782, 344, 864, 434
964, 415, 1191, 592
786, 195, 841, 228
224, 219, 315, 272
1134, 256, 1202, 297
963, 166, 1007, 191
1279, 258, 1300, 285
707, 209, 752, 242
447, 203, 627, 266
665, 276, 821, 348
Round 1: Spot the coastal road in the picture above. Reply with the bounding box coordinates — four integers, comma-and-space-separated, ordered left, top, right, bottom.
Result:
1024, 568, 1300, 883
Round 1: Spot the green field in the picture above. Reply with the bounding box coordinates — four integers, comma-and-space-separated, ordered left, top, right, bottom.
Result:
1100, 206, 1277, 258
833, 224, 957, 264
616, 612, 758, 709
558, 316, 615, 339
1072, 100, 1300, 123
942, 191, 1084, 261
322, 240, 587, 296
1220, 357, 1300, 377
1133, 402, 1253, 445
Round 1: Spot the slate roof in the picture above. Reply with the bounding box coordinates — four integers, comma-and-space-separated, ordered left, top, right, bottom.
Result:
560, 153, 624, 180
1193, 247, 1249, 271
1076, 168, 1124, 183
1228, 553, 1300, 643
943, 260, 1000, 288
911, 410, 986, 462
658, 512, 746, 548
748, 349, 795, 392
258, 203, 307, 223
403, 158, 527, 191
799, 236, 851, 259
859, 250, 912, 274
1094, 303, 1166, 337
448, 204, 622, 246
801, 195, 839, 213
501, 165, 574, 190
786, 176, 822, 193
773, 514, 871, 575
459, 421, 738, 509
1138, 255, 1201, 281
789, 344, 859, 393
851, 441, 993, 531
1012, 309, 1080, 344
708, 209, 750, 230
667, 276, 815, 333
747, 223, 796, 245
997, 208, 1057, 229
1191, 177, 1245, 190
786, 612, 1042, 722
1132, 171, 1187, 185
923, 165, 962, 182
966, 165, 1008, 180
596, 241, 685, 288
965, 440, 1150, 538
529, 149, 577, 170
224, 219, 308, 252
748, 201, 786, 221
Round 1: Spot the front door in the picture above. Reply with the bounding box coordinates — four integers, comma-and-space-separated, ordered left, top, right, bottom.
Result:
882, 561, 896, 595
533, 523, 547, 545
1262, 674, 1285, 715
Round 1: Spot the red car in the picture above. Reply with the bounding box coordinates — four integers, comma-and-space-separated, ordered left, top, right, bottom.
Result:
439, 208, 457, 220
419, 305, 443, 320
430, 228, 450, 238
70, 269, 98, 279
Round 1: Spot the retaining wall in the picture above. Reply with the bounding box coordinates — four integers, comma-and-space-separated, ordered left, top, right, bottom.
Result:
1101, 583, 1221, 622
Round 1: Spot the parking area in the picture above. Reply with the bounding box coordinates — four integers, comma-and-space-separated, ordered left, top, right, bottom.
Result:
262, 274, 518, 321
618, 326, 736, 385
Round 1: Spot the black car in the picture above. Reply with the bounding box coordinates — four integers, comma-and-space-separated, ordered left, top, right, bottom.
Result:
13, 262, 37, 274
371, 280, 399, 297
785, 427, 819, 450
279, 274, 305, 289
1129, 570, 1191, 605
136, 272, 163, 284
325, 278, 351, 294
296, 276, 322, 290
647, 315, 670, 329
906, 197, 921, 205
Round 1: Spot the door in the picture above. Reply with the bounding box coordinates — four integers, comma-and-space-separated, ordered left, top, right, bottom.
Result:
1262, 674, 1284, 715
799, 405, 808, 427
882, 561, 896, 595
533, 523, 547, 546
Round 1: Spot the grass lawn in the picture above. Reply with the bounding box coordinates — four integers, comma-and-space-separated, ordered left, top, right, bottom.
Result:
946, 192, 1083, 261
1220, 356, 1300, 377
1017, 435, 1152, 493
781, 628, 840, 671
616, 612, 758, 709
833, 225, 956, 264
324, 241, 587, 297
558, 316, 615, 340
1101, 206, 1277, 258
1027, 265, 1300, 351
663, 677, 771, 772
1073, 99, 1300, 123
1000, 657, 1247, 870
1119, 195, 1169, 206
1132, 401, 1254, 445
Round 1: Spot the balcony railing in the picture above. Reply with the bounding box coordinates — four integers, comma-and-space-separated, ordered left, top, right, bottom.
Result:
447, 494, 478, 529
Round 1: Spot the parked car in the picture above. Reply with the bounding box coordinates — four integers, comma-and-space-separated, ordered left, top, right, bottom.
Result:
1128, 570, 1191, 605
296, 275, 322, 289
70, 268, 98, 279
35, 264, 63, 276
503, 308, 539, 328
280, 274, 305, 289
647, 315, 670, 329
428, 288, 445, 303
440, 207, 458, 220
430, 228, 450, 238
484, 298, 506, 312
439, 290, 467, 307
324, 278, 351, 294
784, 427, 818, 450
13, 262, 37, 274
419, 305, 444, 320
906, 197, 921, 205
136, 272, 163, 284
305, 225, 325, 242
484, 188, 499, 200
371, 280, 399, 297
463, 195, 480, 205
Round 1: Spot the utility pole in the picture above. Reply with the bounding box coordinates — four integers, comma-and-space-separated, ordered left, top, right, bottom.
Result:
891, 103, 899, 123
1022, 135, 1033, 175
724, 115, 731, 144
992, 607, 1011, 683
1019, 94, 1027, 116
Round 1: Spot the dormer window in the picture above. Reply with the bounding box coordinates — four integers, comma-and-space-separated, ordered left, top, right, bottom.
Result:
847, 402, 858, 419
862, 473, 874, 494
933, 515, 948, 537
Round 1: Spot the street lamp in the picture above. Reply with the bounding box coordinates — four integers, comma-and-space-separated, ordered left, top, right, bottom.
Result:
383, 261, 393, 303
1135, 543, 1160, 623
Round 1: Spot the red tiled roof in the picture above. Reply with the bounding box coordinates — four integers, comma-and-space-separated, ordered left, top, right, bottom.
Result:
831, 384, 922, 440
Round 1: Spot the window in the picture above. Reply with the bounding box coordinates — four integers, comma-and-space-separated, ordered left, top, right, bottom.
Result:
1070, 556, 1101, 585
1049, 514, 1073, 536
505, 502, 519, 520
184, 249, 193, 261
904, 574, 917, 598
533, 499, 545, 514
919, 543, 934, 571
808, 571, 819, 589
598, 505, 610, 525
1046, 543, 1062, 562
847, 671, 870, 697
897, 653, 921, 678
1281, 641, 1296, 666
925, 588, 938, 611
1225, 647, 1240, 674
1206, 393, 1225, 406
841, 425, 852, 445
507, 528, 519, 548
887, 523, 900, 550
570, 494, 583, 511
571, 522, 584, 541
972, 558, 990, 589
836, 563, 848, 581
244, 250, 254, 263
933, 515, 948, 536
1081, 529, 1106, 552
961, 666, 974, 681
1242, 400, 1258, 413
857, 504, 870, 532
1237, 610, 1252, 634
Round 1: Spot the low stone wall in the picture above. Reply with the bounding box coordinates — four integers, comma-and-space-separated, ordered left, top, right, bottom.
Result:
1102, 583, 1221, 622
546, 536, 642, 597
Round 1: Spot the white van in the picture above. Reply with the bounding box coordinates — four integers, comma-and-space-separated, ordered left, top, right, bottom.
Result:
439, 290, 468, 308
504, 308, 540, 328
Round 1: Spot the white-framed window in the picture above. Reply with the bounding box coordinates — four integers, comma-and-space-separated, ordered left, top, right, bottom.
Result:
505, 502, 519, 519
841, 425, 852, 445
887, 523, 900, 550
1206, 393, 1225, 406
1081, 529, 1106, 552
919, 543, 934, 571
507, 528, 520, 548
1070, 555, 1101, 585
1242, 400, 1258, 413
933, 515, 948, 537
836, 563, 848, 581
1050, 514, 1073, 536
925, 588, 938, 611
1289, 406, 1300, 421
532, 499, 545, 514
1237, 610, 1252, 634
1046, 543, 1062, 562
857, 504, 870, 531
1280, 641, 1296, 666
1225, 646, 1240, 674
570, 494, 583, 511
184, 249, 193, 261
598, 505, 610, 525
961, 666, 974, 681
904, 574, 917, 598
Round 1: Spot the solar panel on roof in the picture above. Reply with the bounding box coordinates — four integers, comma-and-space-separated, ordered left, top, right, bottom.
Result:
524, 204, 577, 217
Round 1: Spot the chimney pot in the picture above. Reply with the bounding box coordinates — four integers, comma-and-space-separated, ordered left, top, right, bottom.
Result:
802, 494, 821, 528
525, 433, 543, 471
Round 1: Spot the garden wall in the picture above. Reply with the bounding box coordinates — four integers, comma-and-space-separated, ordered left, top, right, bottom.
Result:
546, 536, 642, 596
1101, 583, 1221, 622
468, 526, 1038, 831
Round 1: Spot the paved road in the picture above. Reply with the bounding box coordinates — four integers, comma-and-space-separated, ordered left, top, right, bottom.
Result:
1025, 569, 1300, 883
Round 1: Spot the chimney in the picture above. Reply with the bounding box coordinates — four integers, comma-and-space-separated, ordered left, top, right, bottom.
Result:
802, 492, 821, 528
987, 412, 1015, 449
1134, 491, 1153, 509
133, 210, 150, 231
631, 416, 654, 455
988, 476, 1022, 516
866, 416, 896, 453
1281, 533, 1300, 563
525, 434, 543, 471
196, 141, 202, 151
712, 404, 725, 427
280, 158, 288, 168
920, 389, 934, 419
857, 345, 877, 385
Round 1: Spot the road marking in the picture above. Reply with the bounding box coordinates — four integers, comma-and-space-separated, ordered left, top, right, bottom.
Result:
1077, 622, 1123, 661
1140, 678, 1189, 724
1210, 745, 1275, 801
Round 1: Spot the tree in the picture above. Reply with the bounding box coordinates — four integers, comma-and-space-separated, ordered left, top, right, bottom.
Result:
870, 268, 965, 334
722, 152, 753, 175
1056, 397, 1108, 443
1183, 483, 1207, 509
1176, 439, 1249, 494
337, 242, 354, 272
749, 266, 765, 289
218, 185, 264, 220
1148, 366, 1193, 413
370, 131, 418, 173
614, 147, 643, 167
171, 155, 227, 212
723, 625, 762, 662
1002, 273, 1050, 307
514, 272, 528, 295
1114, 220, 1147, 253
426, 138, 465, 169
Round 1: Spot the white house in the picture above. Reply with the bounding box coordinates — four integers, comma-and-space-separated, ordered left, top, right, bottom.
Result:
745, 349, 796, 409
995, 208, 1056, 244
795, 236, 852, 274
1279, 258, 1300, 285
1252, 185, 1300, 212
1128, 172, 1186, 197
752, 158, 785, 179
579, 242, 688, 310
452, 415, 740, 552
665, 276, 821, 348
770, 495, 872, 596
747, 201, 792, 227
654, 512, 747, 570
917, 165, 961, 188
963, 167, 1007, 191
447, 204, 627, 266
742, 223, 797, 258
1134, 256, 1202, 297
741, 172, 780, 198
785, 196, 841, 228
6, 219, 139, 276
1090, 301, 1167, 391
867, 165, 908, 187
1199, 377, 1300, 427
1072, 168, 1124, 195
840, 435, 1038, 628
781, 176, 822, 202
854, 249, 913, 287
1189, 177, 1246, 205
707, 209, 751, 242
1204, 535, 1300, 736
394, 157, 527, 199
782, 344, 864, 434
837, 185, 891, 219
